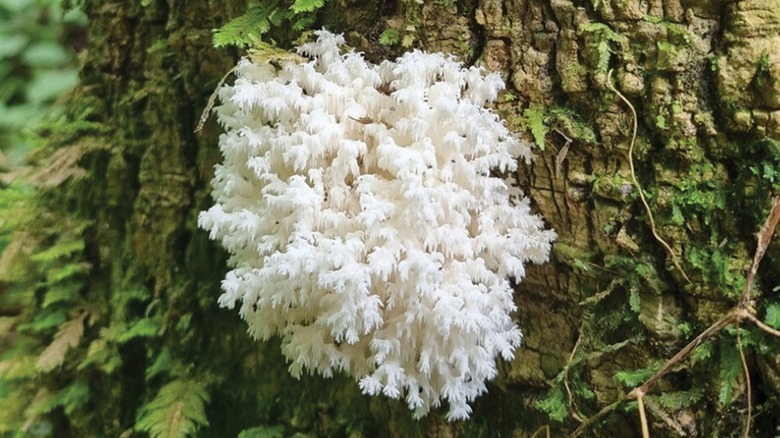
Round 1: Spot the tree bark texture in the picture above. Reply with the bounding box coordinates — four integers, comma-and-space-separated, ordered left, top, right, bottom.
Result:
3, 0, 779, 437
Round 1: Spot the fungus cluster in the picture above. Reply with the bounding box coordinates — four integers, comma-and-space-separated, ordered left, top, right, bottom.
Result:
199, 30, 556, 420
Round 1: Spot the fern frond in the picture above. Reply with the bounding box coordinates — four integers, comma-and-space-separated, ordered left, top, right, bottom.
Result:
614, 364, 659, 387
36, 312, 87, 372
523, 107, 548, 151
18, 308, 67, 333
535, 385, 568, 422
654, 388, 704, 410
30, 240, 84, 264
77, 338, 122, 373
0, 184, 33, 233
764, 303, 780, 329
121, 287, 152, 304
290, 0, 325, 13
213, 3, 276, 49
136, 379, 210, 438
0, 356, 38, 380
117, 317, 163, 343
146, 348, 180, 380
0, 386, 31, 432
628, 286, 641, 313
41, 283, 82, 308
45, 261, 90, 284
24, 140, 107, 188
690, 340, 713, 364
28, 380, 89, 415
718, 339, 742, 405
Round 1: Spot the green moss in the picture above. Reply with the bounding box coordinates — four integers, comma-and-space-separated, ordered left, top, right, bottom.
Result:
580, 22, 625, 77
751, 50, 772, 89
379, 28, 401, 46
552, 242, 597, 271
550, 107, 598, 143
592, 173, 635, 202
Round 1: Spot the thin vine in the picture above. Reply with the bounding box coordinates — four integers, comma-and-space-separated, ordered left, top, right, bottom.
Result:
605, 69, 692, 284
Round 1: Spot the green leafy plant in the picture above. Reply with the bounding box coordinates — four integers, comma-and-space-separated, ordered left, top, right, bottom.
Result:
766, 304, 780, 329
135, 379, 211, 438
212, 0, 329, 49
536, 384, 568, 422
580, 22, 625, 77
523, 107, 548, 150
379, 28, 401, 46
0, 0, 85, 159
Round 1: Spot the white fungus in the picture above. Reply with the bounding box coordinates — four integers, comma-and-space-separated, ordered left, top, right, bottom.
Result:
199, 29, 556, 420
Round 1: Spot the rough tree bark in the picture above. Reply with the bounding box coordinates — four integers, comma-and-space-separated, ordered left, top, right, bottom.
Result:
3, 0, 779, 437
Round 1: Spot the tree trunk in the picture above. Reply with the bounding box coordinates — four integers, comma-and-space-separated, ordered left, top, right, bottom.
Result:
2, 0, 779, 437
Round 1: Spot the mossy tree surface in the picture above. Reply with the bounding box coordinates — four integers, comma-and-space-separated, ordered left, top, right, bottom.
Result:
1, 0, 779, 437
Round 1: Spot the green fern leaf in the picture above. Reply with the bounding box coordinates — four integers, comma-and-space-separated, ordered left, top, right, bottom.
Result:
573, 379, 596, 400
19, 308, 67, 333
379, 29, 401, 46
535, 385, 568, 422
523, 107, 548, 150
78, 338, 122, 373
765, 303, 780, 329
145, 348, 186, 381
41, 284, 81, 308
0, 355, 38, 380
30, 240, 84, 264
614, 364, 658, 387
656, 388, 704, 410
121, 287, 152, 303
45, 261, 90, 283
628, 286, 641, 313
0, 386, 30, 433
29, 379, 90, 415
290, 0, 326, 13
213, 3, 275, 49
117, 317, 163, 343
690, 341, 713, 364
718, 340, 742, 405
136, 379, 210, 438
36, 312, 87, 372
292, 14, 317, 31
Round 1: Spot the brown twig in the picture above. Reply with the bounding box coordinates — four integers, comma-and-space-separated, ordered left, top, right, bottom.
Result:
569, 397, 622, 437
530, 425, 551, 438
637, 390, 650, 438
563, 333, 585, 423
736, 324, 752, 437
739, 196, 780, 306
741, 311, 780, 338
630, 311, 737, 399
